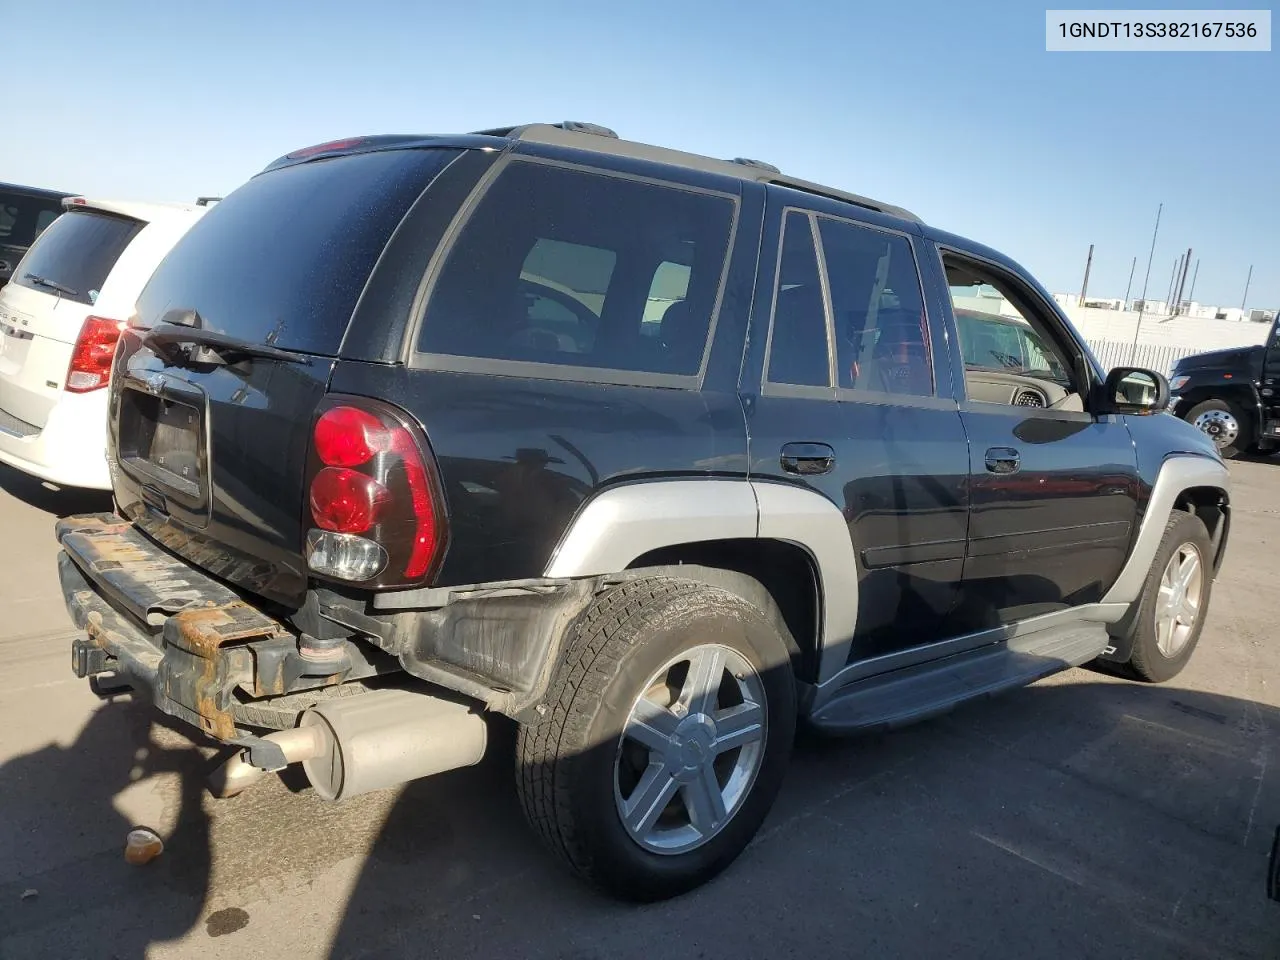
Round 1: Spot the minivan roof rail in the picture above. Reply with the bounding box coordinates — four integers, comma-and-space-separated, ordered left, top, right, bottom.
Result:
487, 122, 920, 222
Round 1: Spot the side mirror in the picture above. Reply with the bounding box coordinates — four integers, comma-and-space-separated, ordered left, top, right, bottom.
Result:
1098, 367, 1170, 414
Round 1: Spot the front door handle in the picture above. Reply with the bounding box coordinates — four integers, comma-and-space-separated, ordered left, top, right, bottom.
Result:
781, 442, 835, 476
984, 446, 1021, 475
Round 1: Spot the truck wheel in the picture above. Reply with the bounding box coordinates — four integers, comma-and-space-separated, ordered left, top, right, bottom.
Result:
516, 577, 796, 901
1185, 398, 1252, 459
1119, 511, 1214, 683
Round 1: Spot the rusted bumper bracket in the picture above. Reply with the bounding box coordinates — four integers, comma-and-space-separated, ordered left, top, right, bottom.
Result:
57, 513, 285, 741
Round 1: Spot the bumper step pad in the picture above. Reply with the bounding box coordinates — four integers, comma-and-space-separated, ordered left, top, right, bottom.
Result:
57, 513, 284, 739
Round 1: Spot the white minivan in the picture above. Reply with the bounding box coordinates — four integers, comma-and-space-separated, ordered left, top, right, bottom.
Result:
0, 197, 211, 489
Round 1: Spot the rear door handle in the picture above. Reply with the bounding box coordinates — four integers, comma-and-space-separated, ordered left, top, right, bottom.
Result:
984, 446, 1021, 475
780, 442, 835, 476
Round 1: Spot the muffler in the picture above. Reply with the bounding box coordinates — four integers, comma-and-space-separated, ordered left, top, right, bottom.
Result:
209, 689, 488, 800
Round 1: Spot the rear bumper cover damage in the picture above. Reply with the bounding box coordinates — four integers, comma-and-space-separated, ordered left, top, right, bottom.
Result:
56, 513, 634, 735
58, 514, 287, 740
56, 513, 400, 740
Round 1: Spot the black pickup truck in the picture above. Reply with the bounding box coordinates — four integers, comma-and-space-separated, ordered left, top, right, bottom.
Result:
1169, 315, 1280, 458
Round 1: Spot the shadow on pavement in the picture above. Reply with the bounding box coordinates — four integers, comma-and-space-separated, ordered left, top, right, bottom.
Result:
0, 700, 212, 959
327, 677, 1280, 960
0, 462, 113, 517
4, 677, 1278, 959
1236, 451, 1278, 467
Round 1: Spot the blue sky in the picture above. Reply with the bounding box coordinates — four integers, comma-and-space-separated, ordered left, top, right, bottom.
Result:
5, 0, 1276, 307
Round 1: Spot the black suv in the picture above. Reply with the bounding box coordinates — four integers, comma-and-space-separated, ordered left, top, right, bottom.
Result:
56, 123, 1232, 901
0, 182, 75, 288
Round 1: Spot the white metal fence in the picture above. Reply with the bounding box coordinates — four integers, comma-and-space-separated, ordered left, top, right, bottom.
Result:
1086, 339, 1200, 377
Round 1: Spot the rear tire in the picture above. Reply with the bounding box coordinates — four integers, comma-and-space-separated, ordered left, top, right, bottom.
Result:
1118, 511, 1214, 683
515, 577, 796, 902
1184, 398, 1252, 459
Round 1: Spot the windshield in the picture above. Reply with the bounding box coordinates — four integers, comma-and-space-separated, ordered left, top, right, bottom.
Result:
956, 310, 1070, 383
0, 191, 66, 249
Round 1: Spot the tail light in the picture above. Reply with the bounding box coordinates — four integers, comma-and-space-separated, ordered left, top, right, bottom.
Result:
303, 396, 449, 587
66, 316, 125, 393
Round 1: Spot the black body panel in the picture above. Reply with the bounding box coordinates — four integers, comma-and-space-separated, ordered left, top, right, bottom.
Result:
110, 332, 336, 607
741, 187, 971, 662
948, 406, 1139, 626
329, 163, 762, 586
106, 149, 463, 608
1173, 344, 1264, 377
914, 229, 1143, 629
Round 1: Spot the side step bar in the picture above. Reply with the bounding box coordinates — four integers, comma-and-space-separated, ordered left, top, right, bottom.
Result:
808, 623, 1110, 733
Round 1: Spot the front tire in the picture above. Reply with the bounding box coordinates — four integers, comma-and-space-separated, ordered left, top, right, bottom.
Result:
1119, 511, 1214, 683
1185, 398, 1252, 459
516, 577, 796, 901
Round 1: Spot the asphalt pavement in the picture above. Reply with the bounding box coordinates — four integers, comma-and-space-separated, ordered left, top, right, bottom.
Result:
1, 459, 1278, 960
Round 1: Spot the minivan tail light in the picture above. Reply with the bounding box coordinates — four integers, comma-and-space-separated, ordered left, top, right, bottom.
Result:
304, 397, 448, 587
66, 316, 125, 393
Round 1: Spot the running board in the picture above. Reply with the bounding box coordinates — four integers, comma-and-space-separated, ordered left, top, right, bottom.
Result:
808, 622, 1110, 733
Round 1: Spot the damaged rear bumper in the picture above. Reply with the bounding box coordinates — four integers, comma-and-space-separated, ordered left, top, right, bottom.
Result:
57, 513, 379, 741
56, 513, 622, 734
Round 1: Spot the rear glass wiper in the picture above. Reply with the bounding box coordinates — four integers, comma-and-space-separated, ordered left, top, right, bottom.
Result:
144, 323, 311, 365
23, 273, 78, 298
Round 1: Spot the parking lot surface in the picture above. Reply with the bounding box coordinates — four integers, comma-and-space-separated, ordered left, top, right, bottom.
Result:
1, 460, 1278, 960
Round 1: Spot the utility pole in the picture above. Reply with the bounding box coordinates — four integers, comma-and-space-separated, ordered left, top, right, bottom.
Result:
1241, 264, 1253, 315
1187, 258, 1200, 306
1172, 247, 1192, 316
1123, 256, 1137, 309
1079, 244, 1094, 306
1167, 256, 1181, 315
1130, 203, 1163, 364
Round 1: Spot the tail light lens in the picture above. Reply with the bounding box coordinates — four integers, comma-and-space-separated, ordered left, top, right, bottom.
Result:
304, 396, 448, 587
66, 316, 125, 393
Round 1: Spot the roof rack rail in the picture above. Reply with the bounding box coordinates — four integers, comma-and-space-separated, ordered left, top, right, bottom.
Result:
475, 122, 921, 223
470, 121, 618, 139
196, 196, 222, 206
766, 176, 920, 223
731, 157, 781, 174
557, 121, 618, 138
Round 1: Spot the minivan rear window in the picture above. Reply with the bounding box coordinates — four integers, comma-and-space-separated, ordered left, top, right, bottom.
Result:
13, 210, 143, 305
133, 149, 456, 356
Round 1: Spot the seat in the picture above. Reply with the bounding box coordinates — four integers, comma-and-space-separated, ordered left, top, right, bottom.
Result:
769, 285, 828, 386
659, 300, 709, 375
871, 310, 931, 394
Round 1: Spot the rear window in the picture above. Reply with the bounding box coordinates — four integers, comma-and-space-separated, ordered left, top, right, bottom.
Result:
134, 148, 455, 356
13, 210, 143, 305
0, 192, 66, 249
417, 159, 736, 380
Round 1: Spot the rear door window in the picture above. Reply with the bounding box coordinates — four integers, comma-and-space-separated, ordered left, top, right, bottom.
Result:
12, 211, 143, 305
765, 211, 830, 388
816, 217, 933, 397
133, 148, 455, 356
417, 159, 737, 381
